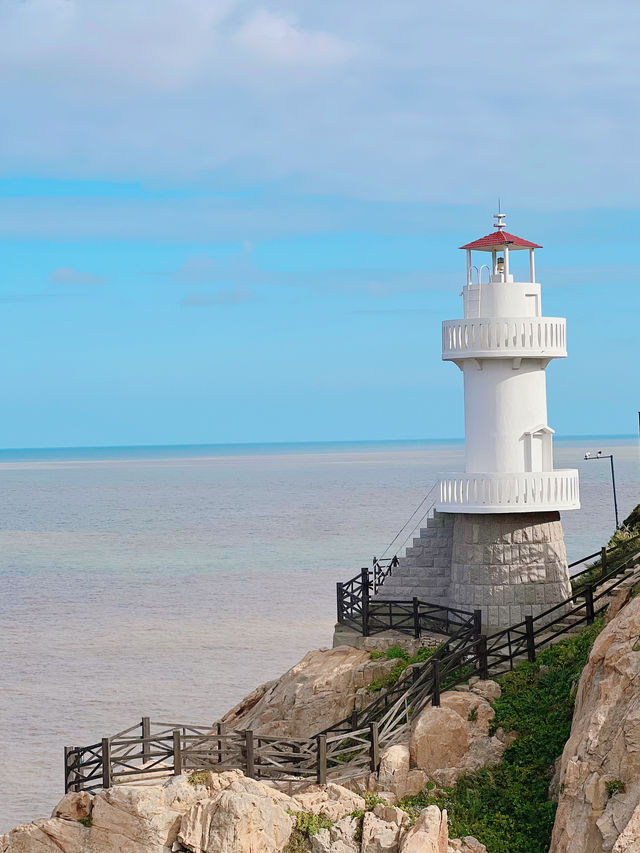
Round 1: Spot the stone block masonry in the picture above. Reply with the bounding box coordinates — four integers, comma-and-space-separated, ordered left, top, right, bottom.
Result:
375, 510, 572, 633
375, 511, 454, 606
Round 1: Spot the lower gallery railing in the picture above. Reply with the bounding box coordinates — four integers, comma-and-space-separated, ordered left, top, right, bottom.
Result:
436, 469, 580, 512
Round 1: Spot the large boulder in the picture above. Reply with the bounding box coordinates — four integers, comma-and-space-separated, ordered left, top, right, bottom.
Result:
0, 772, 242, 853
89, 774, 210, 851
51, 792, 93, 822
551, 595, 640, 852
0, 820, 88, 853
361, 812, 400, 852
447, 839, 487, 852
220, 646, 397, 737
309, 816, 360, 853
293, 783, 365, 822
178, 775, 296, 853
410, 685, 505, 786
376, 745, 428, 800
400, 806, 448, 853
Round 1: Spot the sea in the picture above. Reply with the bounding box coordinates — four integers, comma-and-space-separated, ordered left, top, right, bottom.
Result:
1, 437, 638, 830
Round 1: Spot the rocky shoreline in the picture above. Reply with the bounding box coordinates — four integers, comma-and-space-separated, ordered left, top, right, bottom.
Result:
5, 573, 640, 852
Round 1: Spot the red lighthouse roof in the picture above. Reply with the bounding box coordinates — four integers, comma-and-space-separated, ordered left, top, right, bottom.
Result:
460, 230, 542, 251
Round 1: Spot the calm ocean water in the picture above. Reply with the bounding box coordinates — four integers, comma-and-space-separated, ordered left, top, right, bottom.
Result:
1, 437, 639, 830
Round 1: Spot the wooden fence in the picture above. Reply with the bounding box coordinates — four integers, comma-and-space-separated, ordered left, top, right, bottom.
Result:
65, 538, 640, 795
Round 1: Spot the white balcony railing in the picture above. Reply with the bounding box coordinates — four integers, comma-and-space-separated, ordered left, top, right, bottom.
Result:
442, 317, 566, 360
436, 469, 580, 513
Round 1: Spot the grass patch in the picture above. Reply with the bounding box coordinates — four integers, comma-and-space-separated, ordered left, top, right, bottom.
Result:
187, 771, 210, 786
284, 811, 333, 852
77, 816, 93, 828
367, 645, 440, 693
398, 620, 603, 853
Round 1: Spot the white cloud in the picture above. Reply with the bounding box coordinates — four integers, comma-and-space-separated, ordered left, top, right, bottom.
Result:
234, 10, 353, 66
0, 1, 638, 208
181, 284, 255, 306
50, 267, 105, 286
172, 254, 220, 284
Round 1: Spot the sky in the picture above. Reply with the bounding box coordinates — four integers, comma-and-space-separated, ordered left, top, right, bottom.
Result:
0, 0, 639, 447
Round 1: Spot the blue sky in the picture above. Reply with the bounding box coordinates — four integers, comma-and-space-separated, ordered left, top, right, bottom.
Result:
0, 0, 639, 447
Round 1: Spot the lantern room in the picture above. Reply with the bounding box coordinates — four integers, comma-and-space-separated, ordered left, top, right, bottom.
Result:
460, 212, 541, 285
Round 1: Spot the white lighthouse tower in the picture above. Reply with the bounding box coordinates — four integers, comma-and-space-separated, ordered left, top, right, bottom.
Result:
435, 213, 579, 630
438, 212, 580, 515
375, 213, 579, 633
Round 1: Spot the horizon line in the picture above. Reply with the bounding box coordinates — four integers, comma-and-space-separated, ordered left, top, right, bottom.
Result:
0, 434, 636, 455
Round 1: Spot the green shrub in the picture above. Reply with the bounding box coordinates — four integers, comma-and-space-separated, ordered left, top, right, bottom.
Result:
386, 645, 410, 661
284, 811, 333, 851
369, 650, 385, 660
187, 771, 210, 786
367, 644, 441, 693
77, 816, 93, 828
606, 779, 625, 797
398, 621, 603, 853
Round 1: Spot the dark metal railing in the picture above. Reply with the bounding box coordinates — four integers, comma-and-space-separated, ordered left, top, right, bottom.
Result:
65, 537, 640, 795
337, 565, 477, 639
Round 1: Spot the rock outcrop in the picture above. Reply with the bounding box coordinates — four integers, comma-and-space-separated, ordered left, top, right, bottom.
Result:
551, 594, 640, 852
221, 646, 399, 737
409, 682, 506, 787
178, 775, 296, 853
400, 805, 448, 852
374, 680, 505, 796
1, 774, 486, 853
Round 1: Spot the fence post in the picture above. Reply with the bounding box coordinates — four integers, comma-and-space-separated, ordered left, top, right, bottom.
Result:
369, 722, 380, 772
477, 635, 489, 680
217, 722, 226, 764
64, 747, 75, 793
337, 583, 344, 623
316, 734, 327, 785
173, 730, 182, 776
412, 597, 420, 639
525, 615, 536, 663
585, 585, 595, 625
245, 730, 255, 779
473, 609, 482, 638
432, 660, 441, 707
101, 738, 111, 789
350, 709, 358, 729
141, 717, 151, 766
601, 546, 608, 579
361, 568, 370, 637
412, 665, 421, 684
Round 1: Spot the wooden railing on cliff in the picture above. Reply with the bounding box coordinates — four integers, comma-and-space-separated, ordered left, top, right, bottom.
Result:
65, 537, 640, 795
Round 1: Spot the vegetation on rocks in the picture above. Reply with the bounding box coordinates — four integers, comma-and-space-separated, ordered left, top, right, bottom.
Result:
284, 811, 333, 852
398, 620, 603, 853
367, 644, 439, 692
572, 506, 640, 592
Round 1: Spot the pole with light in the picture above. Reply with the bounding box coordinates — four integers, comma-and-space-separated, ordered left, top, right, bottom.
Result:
584, 451, 620, 529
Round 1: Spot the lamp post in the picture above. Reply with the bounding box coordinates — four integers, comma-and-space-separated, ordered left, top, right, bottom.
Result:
584, 451, 619, 529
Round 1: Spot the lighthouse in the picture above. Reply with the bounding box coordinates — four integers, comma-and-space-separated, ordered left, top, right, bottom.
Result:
438, 213, 580, 514
377, 213, 579, 633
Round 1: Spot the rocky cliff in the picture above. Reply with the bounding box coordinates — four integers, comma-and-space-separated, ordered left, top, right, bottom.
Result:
551, 590, 640, 852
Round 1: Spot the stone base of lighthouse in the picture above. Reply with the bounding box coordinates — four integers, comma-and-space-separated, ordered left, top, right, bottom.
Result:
376, 510, 572, 634
448, 511, 572, 633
